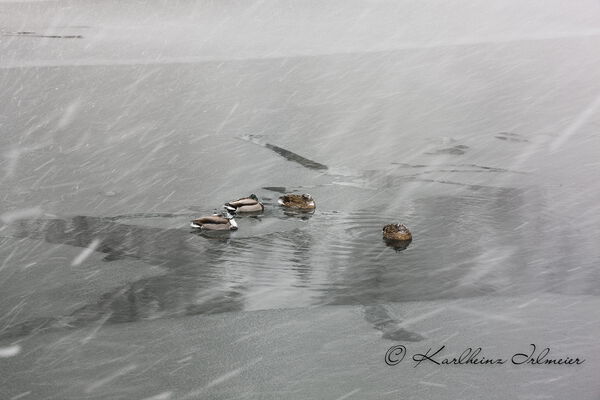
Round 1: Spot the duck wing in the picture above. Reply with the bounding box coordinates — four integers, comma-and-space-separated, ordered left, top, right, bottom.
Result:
279, 194, 306, 206
193, 215, 228, 224
279, 194, 297, 202
227, 198, 258, 207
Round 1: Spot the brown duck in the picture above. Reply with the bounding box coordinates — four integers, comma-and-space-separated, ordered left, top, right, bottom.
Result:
224, 194, 264, 213
190, 210, 238, 231
277, 194, 316, 210
382, 224, 412, 241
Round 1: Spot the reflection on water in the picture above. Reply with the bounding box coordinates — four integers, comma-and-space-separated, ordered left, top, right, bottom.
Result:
2, 215, 244, 338
384, 238, 412, 251
3, 184, 599, 341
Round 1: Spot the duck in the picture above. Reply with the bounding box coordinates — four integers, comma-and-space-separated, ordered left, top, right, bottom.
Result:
190, 210, 238, 231
382, 224, 412, 241
277, 193, 316, 210
224, 194, 264, 213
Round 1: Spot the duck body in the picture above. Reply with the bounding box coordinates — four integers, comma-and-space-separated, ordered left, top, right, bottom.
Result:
277, 193, 316, 210
224, 194, 264, 213
382, 224, 412, 241
191, 211, 238, 231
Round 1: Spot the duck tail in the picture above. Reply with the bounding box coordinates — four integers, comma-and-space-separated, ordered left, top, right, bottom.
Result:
190, 221, 202, 229
223, 204, 236, 212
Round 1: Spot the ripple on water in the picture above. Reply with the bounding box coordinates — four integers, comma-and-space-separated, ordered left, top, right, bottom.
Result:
203, 209, 419, 296
5, 184, 595, 338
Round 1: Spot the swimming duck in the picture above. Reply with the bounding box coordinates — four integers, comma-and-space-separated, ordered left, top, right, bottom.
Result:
277, 193, 316, 210
224, 194, 264, 213
190, 210, 238, 231
382, 224, 412, 241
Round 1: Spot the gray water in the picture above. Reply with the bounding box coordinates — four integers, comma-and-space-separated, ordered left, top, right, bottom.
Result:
1, 0, 600, 399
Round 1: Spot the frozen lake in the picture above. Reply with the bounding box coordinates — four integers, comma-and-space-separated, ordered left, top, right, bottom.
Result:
1, 0, 600, 398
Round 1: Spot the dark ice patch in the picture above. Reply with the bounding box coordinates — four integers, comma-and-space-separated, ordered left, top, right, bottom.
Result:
495, 132, 529, 142
264, 143, 328, 170
262, 186, 288, 194
364, 304, 425, 342
239, 135, 328, 171
426, 144, 469, 155
2, 31, 83, 39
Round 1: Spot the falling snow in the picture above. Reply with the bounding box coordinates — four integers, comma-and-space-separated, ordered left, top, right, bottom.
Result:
1, 0, 600, 399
